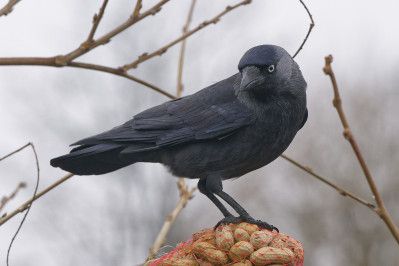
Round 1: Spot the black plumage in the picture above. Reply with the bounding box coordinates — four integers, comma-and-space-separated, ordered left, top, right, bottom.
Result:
51, 45, 307, 230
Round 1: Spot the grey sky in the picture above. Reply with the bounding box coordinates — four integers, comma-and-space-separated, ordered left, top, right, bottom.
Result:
1, 0, 399, 265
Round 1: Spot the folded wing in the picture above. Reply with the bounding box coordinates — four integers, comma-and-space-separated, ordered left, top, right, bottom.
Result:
73, 96, 255, 153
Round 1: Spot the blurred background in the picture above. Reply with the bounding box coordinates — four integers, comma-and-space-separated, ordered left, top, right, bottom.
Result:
1, 0, 399, 265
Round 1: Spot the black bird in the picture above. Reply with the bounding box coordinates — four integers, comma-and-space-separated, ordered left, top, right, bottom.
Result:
51, 45, 307, 231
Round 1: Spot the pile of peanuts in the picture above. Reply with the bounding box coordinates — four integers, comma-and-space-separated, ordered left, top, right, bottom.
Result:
149, 222, 304, 265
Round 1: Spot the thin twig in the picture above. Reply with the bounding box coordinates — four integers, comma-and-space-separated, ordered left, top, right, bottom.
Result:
0, 143, 30, 161
123, 0, 252, 71
6, 143, 40, 266
280, 154, 376, 210
85, 0, 109, 44
0, 0, 21, 17
176, 0, 197, 98
132, 0, 143, 17
0, 173, 74, 226
146, 181, 196, 261
0, 183, 26, 213
323, 55, 399, 244
292, 0, 314, 58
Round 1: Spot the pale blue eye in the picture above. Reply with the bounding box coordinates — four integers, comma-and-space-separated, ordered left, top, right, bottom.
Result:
268, 65, 275, 73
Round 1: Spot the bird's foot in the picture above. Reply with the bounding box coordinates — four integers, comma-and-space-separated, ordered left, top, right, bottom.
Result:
215, 215, 243, 229
215, 215, 279, 232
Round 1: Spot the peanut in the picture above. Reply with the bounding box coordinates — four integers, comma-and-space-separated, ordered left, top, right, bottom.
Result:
229, 241, 254, 262
250, 247, 294, 265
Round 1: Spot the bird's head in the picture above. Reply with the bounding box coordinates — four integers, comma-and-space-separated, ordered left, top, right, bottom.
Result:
235, 45, 306, 102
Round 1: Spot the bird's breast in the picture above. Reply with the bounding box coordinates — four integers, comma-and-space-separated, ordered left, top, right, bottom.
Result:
164, 115, 299, 180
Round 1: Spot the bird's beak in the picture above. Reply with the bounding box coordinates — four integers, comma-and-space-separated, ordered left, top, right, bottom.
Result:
240, 66, 264, 91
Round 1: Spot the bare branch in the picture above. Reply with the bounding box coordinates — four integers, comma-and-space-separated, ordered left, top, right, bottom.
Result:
57, 0, 171, 64
0, 183, 26, 213
176, 0, 197, 98
123, 0, 252, 71
146, 180, 196, 261
0, 0, 251, 100
0, 0, 170, 65
292, 0, 314, 58
86, 0, 109, 44
0, 56, 62, 66
0, 0, 21, 17
0, 143, 30, 161
280, 154, 376, 210
0, 57, 175, 99
323, 55, 399, 244
0, 173, 74, 227
4, 142, 40, 266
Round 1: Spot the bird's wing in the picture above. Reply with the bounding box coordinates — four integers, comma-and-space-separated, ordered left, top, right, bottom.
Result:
132, 97, 255, 147
72, 97, 255, 152
152, 100, 255, 146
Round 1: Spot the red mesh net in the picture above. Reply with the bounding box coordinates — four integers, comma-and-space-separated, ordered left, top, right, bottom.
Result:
147, 222, 304, 266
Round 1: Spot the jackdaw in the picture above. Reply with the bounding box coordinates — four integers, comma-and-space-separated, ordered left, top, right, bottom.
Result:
51, 45, 307, 231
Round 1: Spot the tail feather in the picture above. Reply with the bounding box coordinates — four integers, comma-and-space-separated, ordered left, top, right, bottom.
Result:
50, 144, 131, 175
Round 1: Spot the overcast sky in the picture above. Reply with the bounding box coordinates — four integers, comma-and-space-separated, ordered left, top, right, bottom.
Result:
1, 0, 399, 265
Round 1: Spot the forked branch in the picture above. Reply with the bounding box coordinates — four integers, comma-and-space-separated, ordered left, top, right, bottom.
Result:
323, 55, 399, 244
85, 0, 109, 44
292, 0, 314, 58
56, 0, 171, 64
280, 154, 376, 210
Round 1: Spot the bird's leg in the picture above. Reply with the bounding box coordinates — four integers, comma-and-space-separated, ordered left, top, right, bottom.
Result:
203, 176, 278, 232
216, 190, 278, 232
197, 178, 232, 217
216, 190, 250, 218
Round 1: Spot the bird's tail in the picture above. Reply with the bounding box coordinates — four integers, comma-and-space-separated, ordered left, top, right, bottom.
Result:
50, 143, 131, 175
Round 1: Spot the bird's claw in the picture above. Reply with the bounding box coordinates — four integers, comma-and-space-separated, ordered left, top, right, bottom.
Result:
215, 215, 279, 232
215, 216, 243, 229
248, 218, 279, 232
